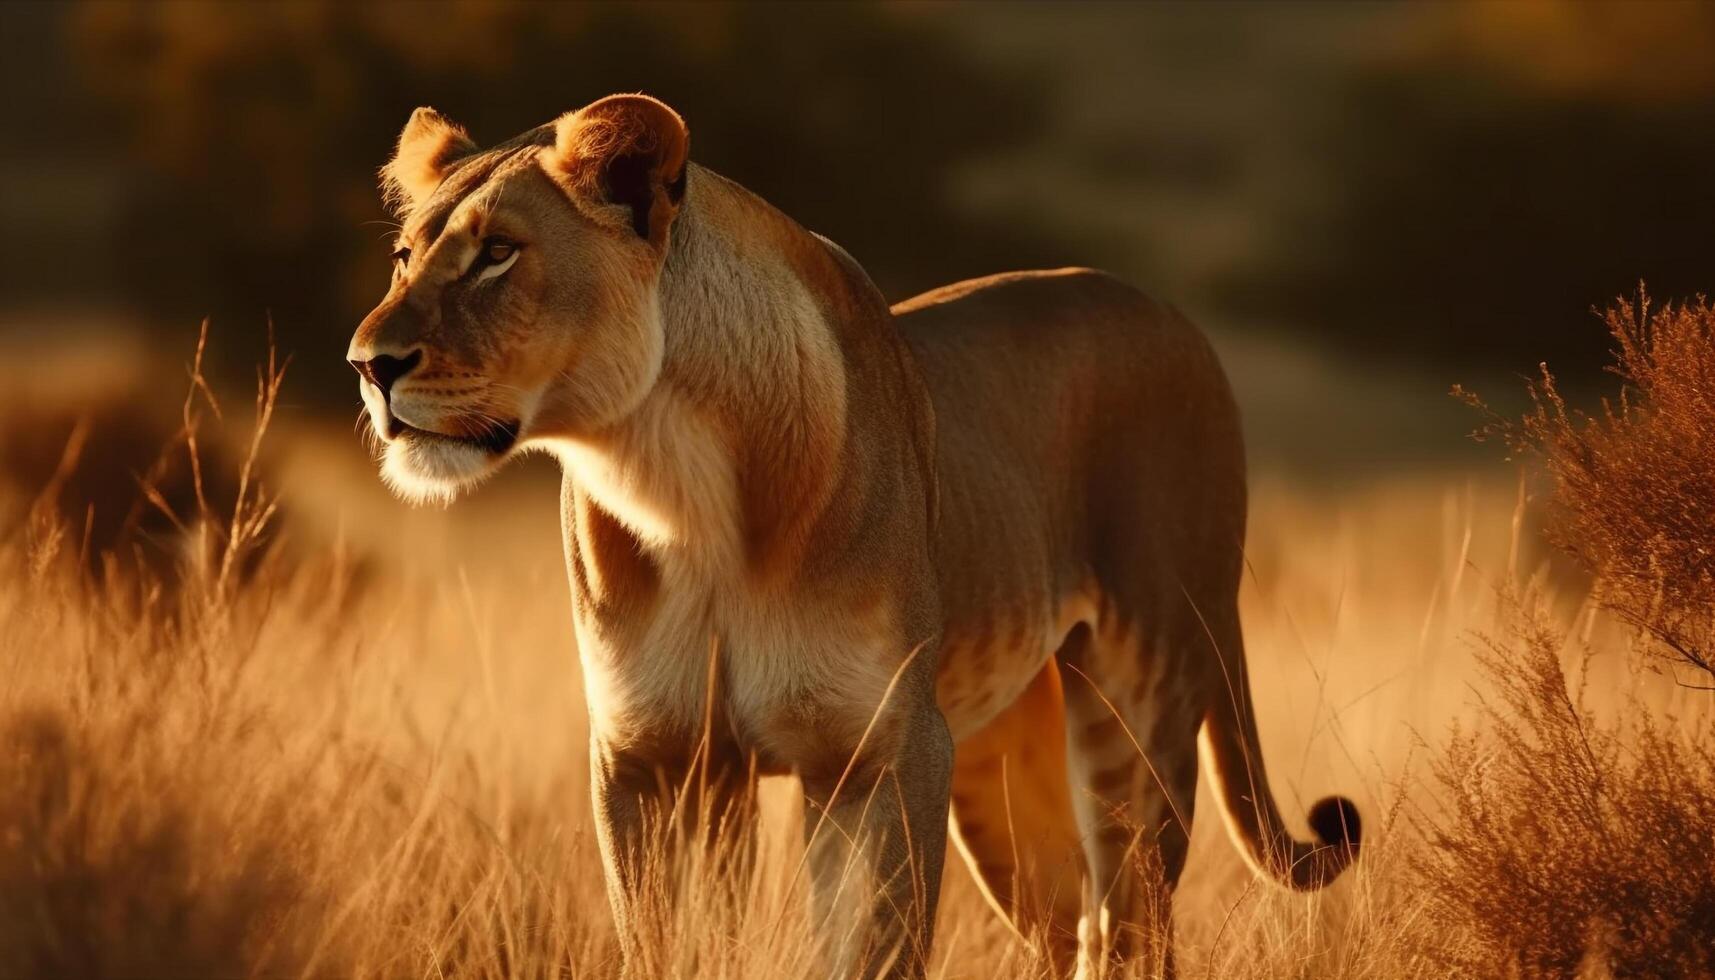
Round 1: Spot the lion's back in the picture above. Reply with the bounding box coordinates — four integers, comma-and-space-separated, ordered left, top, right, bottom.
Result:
892, 267, 1244, 493
893, 267, 1231, 413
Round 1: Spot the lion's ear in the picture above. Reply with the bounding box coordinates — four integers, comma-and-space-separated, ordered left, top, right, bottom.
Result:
546, 94, 689, 245
381, 107, 478, 216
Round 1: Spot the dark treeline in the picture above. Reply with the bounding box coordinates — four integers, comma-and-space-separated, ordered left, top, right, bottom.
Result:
4, 2, 1714, 403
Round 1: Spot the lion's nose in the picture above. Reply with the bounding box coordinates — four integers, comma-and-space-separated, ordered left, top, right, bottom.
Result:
348, 349, 422, 399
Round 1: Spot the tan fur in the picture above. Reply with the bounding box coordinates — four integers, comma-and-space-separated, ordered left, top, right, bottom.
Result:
350, 95, 1358, 979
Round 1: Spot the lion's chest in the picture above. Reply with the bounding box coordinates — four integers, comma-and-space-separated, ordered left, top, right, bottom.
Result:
574, 570, 901, 774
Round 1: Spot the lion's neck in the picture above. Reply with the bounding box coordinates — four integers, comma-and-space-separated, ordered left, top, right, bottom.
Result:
655, 168, 852, 420
557, 167, 857, 576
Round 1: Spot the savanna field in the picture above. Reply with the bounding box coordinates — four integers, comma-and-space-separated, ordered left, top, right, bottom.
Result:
1, 297, 1712, 979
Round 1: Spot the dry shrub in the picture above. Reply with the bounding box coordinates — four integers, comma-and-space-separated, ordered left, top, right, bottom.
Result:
1460, 291, 1715, 685
1408, 600, 1715, 978
1429, 291, 1715, 977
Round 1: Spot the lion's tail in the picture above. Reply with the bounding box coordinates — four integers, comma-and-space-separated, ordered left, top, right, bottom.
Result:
1198, 684, 1361, 890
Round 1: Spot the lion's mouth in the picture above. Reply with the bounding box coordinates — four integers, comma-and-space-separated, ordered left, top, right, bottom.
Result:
385, 414, 520, 455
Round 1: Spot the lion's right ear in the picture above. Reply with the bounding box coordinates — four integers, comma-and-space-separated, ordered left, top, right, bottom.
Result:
380, 107, 478, 216
544, 95, 689, 246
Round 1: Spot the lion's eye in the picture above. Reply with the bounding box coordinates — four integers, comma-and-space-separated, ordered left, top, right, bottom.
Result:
391, 247, 411, 269
472, 237, 521, 281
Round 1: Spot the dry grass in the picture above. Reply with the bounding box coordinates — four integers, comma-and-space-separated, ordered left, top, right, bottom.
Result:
0, 320, 1709, 979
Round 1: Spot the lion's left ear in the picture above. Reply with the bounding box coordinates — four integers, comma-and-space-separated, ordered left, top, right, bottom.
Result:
546, 94, 689, 245
381, 107, 478, 216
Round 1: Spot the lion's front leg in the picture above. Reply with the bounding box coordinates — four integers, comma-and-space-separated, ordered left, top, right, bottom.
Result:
800, 694, 954, 980
589, 737, 658, 970
589, 736, 760, 975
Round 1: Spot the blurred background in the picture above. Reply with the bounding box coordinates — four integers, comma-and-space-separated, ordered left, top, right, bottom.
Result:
3, 0, 1714, 475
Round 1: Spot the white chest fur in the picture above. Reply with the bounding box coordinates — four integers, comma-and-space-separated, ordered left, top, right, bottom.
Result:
572, 557, 901, 766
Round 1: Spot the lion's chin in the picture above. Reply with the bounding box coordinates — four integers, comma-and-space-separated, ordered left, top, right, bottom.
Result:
379, 433, 503, 506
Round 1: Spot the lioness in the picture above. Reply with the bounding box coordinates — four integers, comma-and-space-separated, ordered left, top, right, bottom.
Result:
349, 94, 1359, 978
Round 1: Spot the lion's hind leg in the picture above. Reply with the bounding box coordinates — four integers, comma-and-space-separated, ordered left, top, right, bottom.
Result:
949, 655, 1086, 970
1057, 613, 1205, 979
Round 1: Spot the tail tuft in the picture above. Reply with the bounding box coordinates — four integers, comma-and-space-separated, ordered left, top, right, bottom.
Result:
1307, 795, 1362, 851
1202, 708, 1363, 890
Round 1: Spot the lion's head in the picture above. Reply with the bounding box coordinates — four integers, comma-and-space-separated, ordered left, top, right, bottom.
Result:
348, 95, 690, 503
